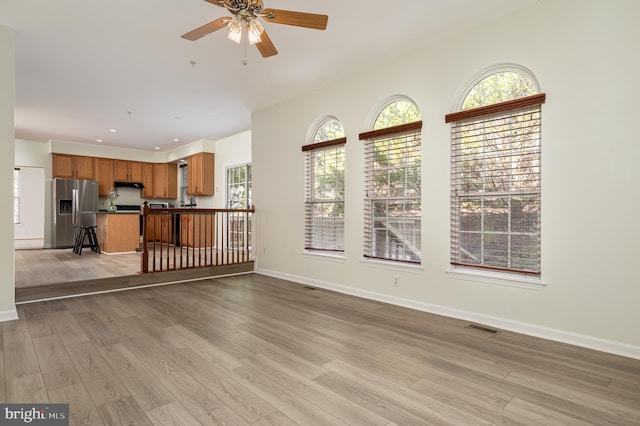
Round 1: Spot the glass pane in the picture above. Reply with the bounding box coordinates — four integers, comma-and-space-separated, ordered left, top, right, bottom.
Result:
374, 100, 420, 130
484, 198, 509, 233
314, 119, 345, 142
227, 164, 252, 209
462, 71, 537, 109
511, 196, 540, 234
309, 202, 344, 250
460, 199, 481, 232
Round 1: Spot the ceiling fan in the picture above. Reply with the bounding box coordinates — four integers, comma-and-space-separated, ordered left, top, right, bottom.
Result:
181, 0, 328, 61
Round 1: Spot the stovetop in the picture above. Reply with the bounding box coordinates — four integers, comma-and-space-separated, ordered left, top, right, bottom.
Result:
115, 205, 141, 212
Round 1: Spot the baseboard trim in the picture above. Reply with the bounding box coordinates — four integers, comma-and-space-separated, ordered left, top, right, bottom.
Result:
0, 306, 19, 322
255, 267, 640, 360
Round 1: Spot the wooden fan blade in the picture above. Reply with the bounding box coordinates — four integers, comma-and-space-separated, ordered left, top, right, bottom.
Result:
181, 17, 230, 41
256, 30, 278, 58
262, 9, 328, 30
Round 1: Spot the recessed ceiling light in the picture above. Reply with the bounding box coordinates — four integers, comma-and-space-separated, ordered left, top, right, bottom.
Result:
109, 129, 117, 133
155, 147, 161, 150
96, 139, 103, 143
173, 138, 180, 142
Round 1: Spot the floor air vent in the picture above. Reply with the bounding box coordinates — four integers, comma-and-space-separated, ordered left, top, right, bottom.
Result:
466, 324, 500, 334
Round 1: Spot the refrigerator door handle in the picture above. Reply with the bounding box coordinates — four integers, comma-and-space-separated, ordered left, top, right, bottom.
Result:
72, 188, 79, 226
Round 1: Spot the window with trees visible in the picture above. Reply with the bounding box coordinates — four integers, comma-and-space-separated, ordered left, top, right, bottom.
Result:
226, 163, 252, 250
226, 163, 252, 209
360, 98, 422, 263
302, 118, 346, 252
446, 69, 545, 275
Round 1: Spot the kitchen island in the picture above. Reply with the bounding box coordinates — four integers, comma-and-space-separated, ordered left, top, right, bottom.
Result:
96, 212, 140, 253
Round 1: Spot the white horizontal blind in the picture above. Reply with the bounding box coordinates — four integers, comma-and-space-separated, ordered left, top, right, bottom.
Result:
364, 129, 421, 263
450, 104, 542, 275
304, 143, 345, 251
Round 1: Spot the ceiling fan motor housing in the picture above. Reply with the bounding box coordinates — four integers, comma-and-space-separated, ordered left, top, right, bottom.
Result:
229, 0, 263, 14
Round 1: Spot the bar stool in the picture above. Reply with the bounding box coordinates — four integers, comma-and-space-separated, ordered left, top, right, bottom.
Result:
73, 225, 101, 255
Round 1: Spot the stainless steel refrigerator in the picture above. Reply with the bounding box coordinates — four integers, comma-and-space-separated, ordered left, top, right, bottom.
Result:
52, 178, 99, 248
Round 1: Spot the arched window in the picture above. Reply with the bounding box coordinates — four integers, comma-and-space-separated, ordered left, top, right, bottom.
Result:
446, 68, 545, 275
359, 97, 422, 264
302, 117, 346, 252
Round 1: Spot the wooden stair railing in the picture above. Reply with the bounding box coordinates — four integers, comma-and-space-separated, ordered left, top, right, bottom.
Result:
140, 201, 255, 273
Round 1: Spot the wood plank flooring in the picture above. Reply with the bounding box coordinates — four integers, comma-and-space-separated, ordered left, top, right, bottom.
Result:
15, 249, 140, 288
14, 248, 253, 302
3, 273, 640, 425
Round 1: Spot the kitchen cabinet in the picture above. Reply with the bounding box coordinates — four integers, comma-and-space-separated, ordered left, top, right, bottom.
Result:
141, 162, 154, 198
52, 154, 95, 180
96, 213, 140, 253
144, 214, 174, 243
95, 158, 114, 196
114, 160, 144, 182
187, 152, 214, 196
153, 163, 177, 199
180, 213, 214, 248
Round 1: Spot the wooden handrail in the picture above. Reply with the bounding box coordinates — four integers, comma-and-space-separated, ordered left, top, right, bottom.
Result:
140, 202, 255, 273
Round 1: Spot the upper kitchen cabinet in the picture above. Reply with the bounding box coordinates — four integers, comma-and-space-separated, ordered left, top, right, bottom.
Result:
153, 163, 177, 199
187, 152, 214, 196
141, 162, 154, 198
95, 158, 114, 196
52, 154, 95, 180
114, 160, 144, 182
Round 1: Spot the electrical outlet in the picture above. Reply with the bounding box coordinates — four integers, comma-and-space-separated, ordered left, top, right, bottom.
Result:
393, 277, 399, 287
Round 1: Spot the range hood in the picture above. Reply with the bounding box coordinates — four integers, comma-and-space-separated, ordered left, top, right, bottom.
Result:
114, 181, 144, 189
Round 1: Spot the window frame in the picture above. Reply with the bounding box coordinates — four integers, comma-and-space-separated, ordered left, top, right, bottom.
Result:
360, 98, 422, 265
447, 70, 545, 279
226, 163, 252, 209
302, 118, 346, 254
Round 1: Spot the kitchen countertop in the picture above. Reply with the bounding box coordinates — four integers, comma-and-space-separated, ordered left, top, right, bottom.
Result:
97, 210, 140, 214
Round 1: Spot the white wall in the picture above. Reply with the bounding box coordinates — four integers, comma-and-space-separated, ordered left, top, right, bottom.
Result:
0, 24, 17, 320
14, 167, 45, 249
252, 0, 640, 357
211, 130, 252, 209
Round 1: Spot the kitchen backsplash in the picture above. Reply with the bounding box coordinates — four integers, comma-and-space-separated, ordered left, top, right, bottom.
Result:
99, 186, 177, 209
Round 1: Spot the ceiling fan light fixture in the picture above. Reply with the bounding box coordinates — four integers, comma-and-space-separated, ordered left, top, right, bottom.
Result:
247, 19, 264, 45
227, 15, 243, 43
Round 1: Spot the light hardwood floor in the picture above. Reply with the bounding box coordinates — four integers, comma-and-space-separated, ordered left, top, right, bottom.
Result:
3, 274, 640, 425
15, 249, 140, 288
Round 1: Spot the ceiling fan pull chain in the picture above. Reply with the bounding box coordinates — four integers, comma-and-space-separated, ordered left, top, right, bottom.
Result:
242, 25, 248, 65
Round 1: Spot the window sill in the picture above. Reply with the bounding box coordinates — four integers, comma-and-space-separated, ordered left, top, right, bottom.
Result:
446, 266, 546, 290
302, 250, 346, 262
360, 258, 423, 273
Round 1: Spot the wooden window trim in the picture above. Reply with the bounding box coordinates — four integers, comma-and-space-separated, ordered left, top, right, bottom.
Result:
445, 93, 546, 123
359, 121, 423, 140
301, 137, 346, 152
